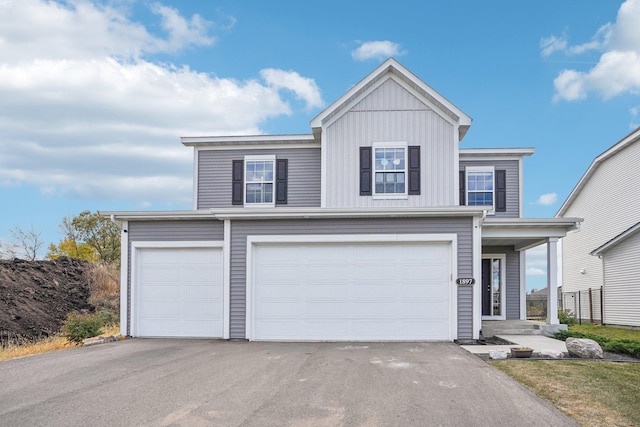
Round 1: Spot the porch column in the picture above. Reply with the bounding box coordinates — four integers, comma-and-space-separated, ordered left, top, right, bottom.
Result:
547, 237, 559, 325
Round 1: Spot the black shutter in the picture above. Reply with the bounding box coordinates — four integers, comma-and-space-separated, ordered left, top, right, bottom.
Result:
459, 170, 466, 205
360, 147, 372, 195
275, 159, 288, 205
408, 146, 420, 195
232, 160, 244, 205
495, 169, 506, 212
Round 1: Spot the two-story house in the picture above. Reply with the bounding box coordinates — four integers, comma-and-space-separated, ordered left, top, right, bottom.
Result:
105, 59, 580, 342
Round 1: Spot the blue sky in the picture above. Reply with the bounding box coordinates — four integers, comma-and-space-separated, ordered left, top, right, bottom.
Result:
1, 0, 639, 291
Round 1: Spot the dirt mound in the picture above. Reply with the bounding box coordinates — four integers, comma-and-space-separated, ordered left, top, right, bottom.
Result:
0, 257, 94, 343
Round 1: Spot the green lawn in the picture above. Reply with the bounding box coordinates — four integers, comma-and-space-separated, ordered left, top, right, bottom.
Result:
492, 324, 640, 426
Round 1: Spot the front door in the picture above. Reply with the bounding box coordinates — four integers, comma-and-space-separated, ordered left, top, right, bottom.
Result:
482, 255, 506, 320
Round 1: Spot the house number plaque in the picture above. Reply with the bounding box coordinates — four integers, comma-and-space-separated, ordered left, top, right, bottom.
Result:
456, 278, 475, 285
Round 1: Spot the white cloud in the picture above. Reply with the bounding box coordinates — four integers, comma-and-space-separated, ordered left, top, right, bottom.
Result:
526, 267, 546, 276
546, 0, 640, 101
351, 40, 407, 61
535, 192, 558, 206
0, 1, 322, 205
260, 69, 324, 110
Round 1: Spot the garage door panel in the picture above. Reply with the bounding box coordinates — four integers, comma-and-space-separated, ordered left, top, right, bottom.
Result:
135, 246, 223, 338
252, 241, 452, 341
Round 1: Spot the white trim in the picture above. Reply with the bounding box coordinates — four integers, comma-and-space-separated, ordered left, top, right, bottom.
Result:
518, 157, 524, 218
481, 254, 507, 320
454, 131, 460, 206
120, 221, 129, 336
472, 216, 482, 339
372, 141, 409, 199
245, 233, 458, 342
130, 240, 224, 338
320, 130, 327, 207
520, 250, 527, 320
459, 147, 535, 158
547, 237, 560, 324
465, 166, 496, 213
244, 154, 276, 207
193, 147, 199, 210
181, 133, 316, 145
223, 220, 231, 339
193, 143, 319, 151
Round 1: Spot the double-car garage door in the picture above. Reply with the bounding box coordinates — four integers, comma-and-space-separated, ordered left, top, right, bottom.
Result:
132, 235, 454, 341
247, 236, 454, 341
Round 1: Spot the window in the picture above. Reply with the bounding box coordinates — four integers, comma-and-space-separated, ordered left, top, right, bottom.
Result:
373, 145, 407, 196
244, 155, 275, 205
466, 166, 495, 210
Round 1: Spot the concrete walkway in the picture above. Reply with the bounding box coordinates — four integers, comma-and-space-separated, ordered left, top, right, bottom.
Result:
461, 335, 567, 355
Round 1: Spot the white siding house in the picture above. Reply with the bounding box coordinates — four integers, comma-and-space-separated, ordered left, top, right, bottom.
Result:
557, 127, 640, 326
591, 223, 640, 327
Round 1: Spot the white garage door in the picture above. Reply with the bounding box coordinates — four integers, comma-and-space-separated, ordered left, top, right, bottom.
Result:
135, 246, 223, 338
249, 239, 452, 341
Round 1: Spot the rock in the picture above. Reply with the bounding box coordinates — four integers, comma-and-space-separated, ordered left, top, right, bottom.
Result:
489, 350, 508, 360
566, 338, 603, 359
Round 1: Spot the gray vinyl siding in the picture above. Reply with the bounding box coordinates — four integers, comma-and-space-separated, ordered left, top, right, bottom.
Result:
197, 148, 321, 208
602, 231, 640, 327
483, 246, 521, 320
460, 160, 520, 218
230, 217, 474, 340
125, 220, 224, 335
324, 79, 457, 208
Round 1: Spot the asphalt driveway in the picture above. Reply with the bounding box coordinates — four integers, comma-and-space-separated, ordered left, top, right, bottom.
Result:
0, 339, 576, 426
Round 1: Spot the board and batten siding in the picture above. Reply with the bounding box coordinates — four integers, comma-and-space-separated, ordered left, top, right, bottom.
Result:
483, 245, 521, 319
460, 160, 520, 218
125, 220, 224, 335
230, 217, 474, 340
197, 148, 321, 209
562, 140, 640, 293
324, 79, 457, 208
601, 231, 640, 327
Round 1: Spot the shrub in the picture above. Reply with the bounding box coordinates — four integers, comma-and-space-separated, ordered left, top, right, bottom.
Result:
603, 340, 640, 358
558, 308, 577, 326
61, 312, 104, 343
553, 330, 586, 341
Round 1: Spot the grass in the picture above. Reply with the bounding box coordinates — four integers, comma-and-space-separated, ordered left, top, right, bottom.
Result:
0, 324, 120, 362
570, 324, 640, 342
492, 325, 640, 426
492, 360, 640, 427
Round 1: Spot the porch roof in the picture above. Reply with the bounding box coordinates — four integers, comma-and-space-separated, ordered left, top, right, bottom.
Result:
482, 217, 582, 251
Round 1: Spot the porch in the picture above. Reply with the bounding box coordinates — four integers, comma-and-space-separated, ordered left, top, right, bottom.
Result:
481, 320, 567, 338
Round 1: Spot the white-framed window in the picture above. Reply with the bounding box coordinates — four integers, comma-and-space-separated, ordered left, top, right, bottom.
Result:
466, 166, 495, 211
244, 155, 275, 206
373, 142, 407, 197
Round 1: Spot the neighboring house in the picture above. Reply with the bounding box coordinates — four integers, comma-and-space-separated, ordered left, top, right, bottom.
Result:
105, 59, 580, 342
557, 127, 640, 327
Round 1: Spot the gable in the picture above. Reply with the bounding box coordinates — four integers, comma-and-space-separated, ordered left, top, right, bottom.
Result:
311, 58, 471, 141
351, 78, 429, 112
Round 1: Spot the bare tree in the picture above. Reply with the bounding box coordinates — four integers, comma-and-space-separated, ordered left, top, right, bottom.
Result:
0, 240, 16, 259
9, 225, 43, 261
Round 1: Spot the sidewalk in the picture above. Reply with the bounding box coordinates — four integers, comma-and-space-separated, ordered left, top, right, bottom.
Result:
461, 334, 567, 355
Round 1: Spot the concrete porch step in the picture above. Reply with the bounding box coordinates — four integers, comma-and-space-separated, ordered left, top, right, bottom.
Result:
482, 320, 567, 338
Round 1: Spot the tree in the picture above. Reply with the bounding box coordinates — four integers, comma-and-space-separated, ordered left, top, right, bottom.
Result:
6, 225, 43, 261
47, 239, 98, 262
51, 211, 121, 265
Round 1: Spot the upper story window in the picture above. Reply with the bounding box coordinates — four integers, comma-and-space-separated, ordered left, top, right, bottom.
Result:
244, 155, 275, 206
360, 143, 420, 198
466, 166, 495, 209
374, 146, 406, 195
461, 166, 506, 213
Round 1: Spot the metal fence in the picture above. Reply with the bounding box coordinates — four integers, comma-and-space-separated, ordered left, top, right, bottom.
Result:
561, 287, 604, 325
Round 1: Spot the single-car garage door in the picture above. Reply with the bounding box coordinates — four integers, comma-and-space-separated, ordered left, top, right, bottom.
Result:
248, 237, 453, 341
134, 245, 223, 338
